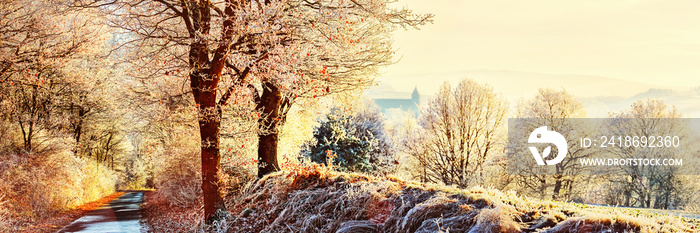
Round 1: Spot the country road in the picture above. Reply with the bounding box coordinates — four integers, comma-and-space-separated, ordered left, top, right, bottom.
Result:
588, 203, 700, 220
58, 191, 144, 233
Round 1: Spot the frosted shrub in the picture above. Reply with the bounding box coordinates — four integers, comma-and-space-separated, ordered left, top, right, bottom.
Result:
0, 150, 117, 224
155, 151, 202, 208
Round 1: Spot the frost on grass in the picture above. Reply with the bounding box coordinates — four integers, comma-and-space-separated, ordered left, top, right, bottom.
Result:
223, 165, 696, 233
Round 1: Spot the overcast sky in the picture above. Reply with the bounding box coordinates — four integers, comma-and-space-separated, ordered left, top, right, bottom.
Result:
367, 0, 700, 116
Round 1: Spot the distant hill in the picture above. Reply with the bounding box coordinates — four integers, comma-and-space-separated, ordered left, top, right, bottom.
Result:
581, 87, 700, 117
368, 70, 700, 117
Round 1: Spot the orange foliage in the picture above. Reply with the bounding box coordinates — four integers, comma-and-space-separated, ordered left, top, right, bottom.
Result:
74, 192, 125, 212
14, 192, 125, 233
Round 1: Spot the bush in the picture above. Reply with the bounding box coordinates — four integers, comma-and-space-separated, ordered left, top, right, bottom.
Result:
154, 150, 202, 208
305, 111, 374, 172
220, 163, 255, 199
0, 150, 117, 228
122, 155, 152, 190
304, 105, 395, 174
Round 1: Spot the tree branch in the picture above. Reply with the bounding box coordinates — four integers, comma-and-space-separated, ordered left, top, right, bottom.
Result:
218, 52, 269, 107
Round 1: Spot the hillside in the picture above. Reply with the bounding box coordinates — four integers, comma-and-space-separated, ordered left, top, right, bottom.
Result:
211, 166, 698, 233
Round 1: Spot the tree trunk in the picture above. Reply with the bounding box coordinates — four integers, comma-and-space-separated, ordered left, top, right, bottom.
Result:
199, 108, 224, 223
539, 177, 547, 199
257, 82, 281, 178
552, 177, 562, 200
188, 0, 227, 220
73, 103, 85, 154
195, 82, 225, 222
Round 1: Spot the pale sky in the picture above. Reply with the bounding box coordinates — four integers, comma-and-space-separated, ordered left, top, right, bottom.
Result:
368, 0, 700, 116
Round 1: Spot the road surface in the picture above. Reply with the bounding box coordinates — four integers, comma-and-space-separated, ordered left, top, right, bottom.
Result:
58, 191, 144, 233
587, 203, 700, 220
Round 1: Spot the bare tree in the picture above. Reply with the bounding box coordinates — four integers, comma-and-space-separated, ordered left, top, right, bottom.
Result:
508, 88, 594, 200
605, 100, 694, 209
407, 79, 507, 188
0, 0, 115, 154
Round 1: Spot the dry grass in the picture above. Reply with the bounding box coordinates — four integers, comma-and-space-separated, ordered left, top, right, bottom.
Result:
153, 151, 202, 208
0, 194, 8, 231
141, 191, 203, 233
2, 192, 124, 233
0, 151, 117, 232
219, 165, 697, 233
141, 190, 237, 233
138, 164, 699, 232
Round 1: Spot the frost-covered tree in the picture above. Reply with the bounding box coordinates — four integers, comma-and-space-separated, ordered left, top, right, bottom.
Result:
407, 79, 507, 188
0, 0, 116, 156
605, 100, 696, 209
508, 88, 594, 200
305, 102, 395, 174
74, 0, 432, 221
306, 109, 373, 172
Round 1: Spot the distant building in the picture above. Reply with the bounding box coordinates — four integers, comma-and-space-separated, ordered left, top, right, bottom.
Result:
374, 87, 420, 115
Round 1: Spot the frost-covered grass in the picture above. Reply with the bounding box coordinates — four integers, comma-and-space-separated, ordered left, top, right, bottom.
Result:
219, 165, 697, 233
141, 164, 699, 232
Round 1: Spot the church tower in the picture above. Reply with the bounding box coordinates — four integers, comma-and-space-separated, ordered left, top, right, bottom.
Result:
411, 86, 419, 104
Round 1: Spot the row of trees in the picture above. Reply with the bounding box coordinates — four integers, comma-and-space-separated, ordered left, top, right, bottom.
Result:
367, 79, 697, 210
72, 0, 432, 222
507, 94, 696, 209
0, 0, 132, 226
0, 0, 120, 159
296, 78, 696, 210
602, 101, 696, 209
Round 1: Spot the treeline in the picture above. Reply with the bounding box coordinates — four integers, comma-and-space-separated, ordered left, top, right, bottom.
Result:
0, 0, 433, 226
0, 0, 142, 229
300, 79, 700, 212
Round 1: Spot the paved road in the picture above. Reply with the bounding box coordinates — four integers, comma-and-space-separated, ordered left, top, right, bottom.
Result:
588, 203, 700, 220
58, 191, 144, 233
